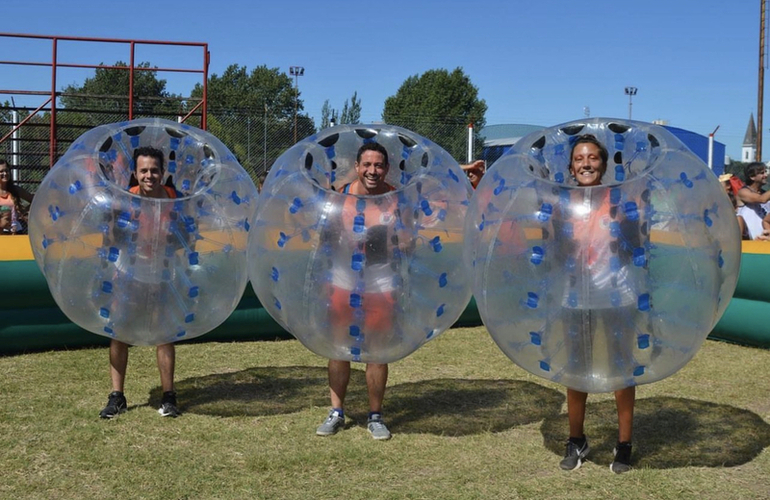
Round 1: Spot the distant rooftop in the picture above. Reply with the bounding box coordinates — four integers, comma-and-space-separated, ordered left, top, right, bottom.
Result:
480, 124, 545, 146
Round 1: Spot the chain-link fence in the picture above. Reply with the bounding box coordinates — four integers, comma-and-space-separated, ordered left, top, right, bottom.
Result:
1, 105, 480, 194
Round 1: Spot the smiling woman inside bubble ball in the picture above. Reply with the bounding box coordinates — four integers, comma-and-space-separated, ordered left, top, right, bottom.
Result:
555, 134, 637, 474
465, 118, 740, 475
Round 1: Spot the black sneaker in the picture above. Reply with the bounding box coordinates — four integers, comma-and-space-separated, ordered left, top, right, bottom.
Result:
158, 391, 181, 418
559, 436, 590, 470
610, 442, 633, 474
99, 391, 127, 419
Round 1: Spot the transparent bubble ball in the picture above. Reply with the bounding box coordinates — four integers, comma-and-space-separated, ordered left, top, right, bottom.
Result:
249, 124, 473, 363
29, 118, 258, 346
464, 118, 741, 392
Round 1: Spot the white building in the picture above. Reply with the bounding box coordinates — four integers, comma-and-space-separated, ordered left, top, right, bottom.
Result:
742, 113, 757, 163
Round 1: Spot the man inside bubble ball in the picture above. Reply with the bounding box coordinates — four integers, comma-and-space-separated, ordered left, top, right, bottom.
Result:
556, 134, 637, 474
99, 146, 181, 419
316, 142, 398, 441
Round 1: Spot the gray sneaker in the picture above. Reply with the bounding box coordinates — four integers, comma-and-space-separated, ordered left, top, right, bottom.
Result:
316, 410, 345, 436
367, 414, 392, 440
559, 437, 590, 470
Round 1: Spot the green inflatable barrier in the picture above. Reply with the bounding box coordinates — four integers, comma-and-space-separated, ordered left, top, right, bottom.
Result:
2, 235, 764, 354
0, 236, 481, 355
710, 296, 770, 348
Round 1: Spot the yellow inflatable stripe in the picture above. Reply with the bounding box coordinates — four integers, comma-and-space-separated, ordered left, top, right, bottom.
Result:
4, 230, 769, 262
742, 240, 770, 255
0, 235, 34, 261
1, 231, 248, 262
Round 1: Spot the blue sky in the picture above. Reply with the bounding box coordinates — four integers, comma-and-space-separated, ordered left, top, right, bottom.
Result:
1, 0, 762, 160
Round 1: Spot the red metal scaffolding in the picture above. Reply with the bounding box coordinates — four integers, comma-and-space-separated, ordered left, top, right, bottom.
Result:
0, 32, 210, 168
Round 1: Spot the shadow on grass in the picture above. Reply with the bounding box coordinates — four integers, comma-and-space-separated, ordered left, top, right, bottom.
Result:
540, 396, 770, 469
385, 379, 564, 436
158, 367, 564, 436
153, 366, 342, 417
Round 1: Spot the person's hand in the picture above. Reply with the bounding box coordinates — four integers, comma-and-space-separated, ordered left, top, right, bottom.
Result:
461, 160, 485, 172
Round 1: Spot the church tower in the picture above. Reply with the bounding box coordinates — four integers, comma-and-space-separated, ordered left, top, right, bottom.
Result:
743, 113, 757, 162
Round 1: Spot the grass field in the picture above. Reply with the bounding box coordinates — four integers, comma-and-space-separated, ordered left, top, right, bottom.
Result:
2, 326, 770, 500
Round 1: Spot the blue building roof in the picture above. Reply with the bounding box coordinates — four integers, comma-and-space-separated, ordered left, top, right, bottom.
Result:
663, 125, 726, 174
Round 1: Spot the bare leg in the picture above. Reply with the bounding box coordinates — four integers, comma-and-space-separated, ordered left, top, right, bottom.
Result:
156, 343, 175, 392
109, 340, 129, 392
329, 359, 351, 409
615, 386, 635, 443
365, 363, 388, 413
567, 388, 588, 438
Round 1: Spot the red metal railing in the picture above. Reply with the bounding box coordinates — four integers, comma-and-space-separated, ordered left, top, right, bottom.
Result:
0, 32, 210, 167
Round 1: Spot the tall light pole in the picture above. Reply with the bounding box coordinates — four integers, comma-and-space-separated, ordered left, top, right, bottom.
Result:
758, 0, 765, 161
263, 102, 268, 172
290, 66, 304, 143
624, 86, 638, 120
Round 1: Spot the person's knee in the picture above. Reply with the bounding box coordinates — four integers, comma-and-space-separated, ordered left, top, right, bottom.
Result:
365, 363, 388, 381
156, 343, 175, 354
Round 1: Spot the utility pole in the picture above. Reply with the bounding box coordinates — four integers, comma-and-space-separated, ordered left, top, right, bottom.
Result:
758, 0, 766, 161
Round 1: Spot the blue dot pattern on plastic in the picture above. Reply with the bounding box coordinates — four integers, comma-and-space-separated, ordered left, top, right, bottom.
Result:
538, 203, 552, 222
351, 252, 365, 271
430, 236, 442, 252
530, 246, 544, 265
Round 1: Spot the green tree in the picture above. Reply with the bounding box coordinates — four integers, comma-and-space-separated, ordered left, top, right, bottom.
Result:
382, 68, 487, 160
192, 64, 298, 119
190, 64, 315, 176
60, 61, 181, 118
725, 161, 747, 179
320, 100, 338, 129
340, 91, 361, 125
320, 92, 362, 129
57, 61, 183, 155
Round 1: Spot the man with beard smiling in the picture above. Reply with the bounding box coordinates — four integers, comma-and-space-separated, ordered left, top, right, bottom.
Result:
316, 142, 398, 441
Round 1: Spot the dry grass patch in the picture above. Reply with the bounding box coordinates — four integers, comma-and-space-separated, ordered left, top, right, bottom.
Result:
1, 327, 769, 499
